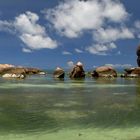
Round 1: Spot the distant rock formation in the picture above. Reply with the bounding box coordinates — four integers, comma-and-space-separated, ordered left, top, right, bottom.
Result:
91, 66, 117, 78
69, 62, 85, 78
53, 67, 65, 78
0, 64, 45, 79
136, 45, 140, 66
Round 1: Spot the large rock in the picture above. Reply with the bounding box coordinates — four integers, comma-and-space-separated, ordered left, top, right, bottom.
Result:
122, 67, 140, 78
1, 67, 26, 75
1, 67, 44, 75
0, 64, 14, 73
0, 64, 45, 79
53, 67, 65, 78
92, 66, 117, 78
69, 62, 85, 78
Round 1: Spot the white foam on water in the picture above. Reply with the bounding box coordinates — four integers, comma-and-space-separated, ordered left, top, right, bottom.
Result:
0, 83, 137, 89
113, 92, 128, 95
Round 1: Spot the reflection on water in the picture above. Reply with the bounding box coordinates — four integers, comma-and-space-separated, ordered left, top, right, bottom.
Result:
0, 76, 140, 139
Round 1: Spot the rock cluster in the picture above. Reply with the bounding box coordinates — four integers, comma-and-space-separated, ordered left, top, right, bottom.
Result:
0, 64, 45, 79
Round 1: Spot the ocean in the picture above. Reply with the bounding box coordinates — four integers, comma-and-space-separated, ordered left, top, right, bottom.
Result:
0, 73, 140, 140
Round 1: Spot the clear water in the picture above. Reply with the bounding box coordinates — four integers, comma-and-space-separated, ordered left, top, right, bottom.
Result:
0, 74, 140, 140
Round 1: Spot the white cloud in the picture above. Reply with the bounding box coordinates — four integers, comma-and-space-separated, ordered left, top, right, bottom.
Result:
86, 42, 117, 55
14, 11, 45, 35
105, 64, 133, 68
62, 51, 72, 55
0, 11, 58, 51
20, 33, 57, 50
43, 0, 132, 55
75, 48, 83, 53
67, 61, 74, 68
0, 20, 14, 33
15, 11, 58, 50
45, 0, 128, 38
103, 0, 128, 22
93, 27, 134, 43
22, 48, 32, 53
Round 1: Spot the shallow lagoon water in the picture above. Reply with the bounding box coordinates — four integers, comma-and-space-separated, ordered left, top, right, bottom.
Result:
0, 75, 140, 140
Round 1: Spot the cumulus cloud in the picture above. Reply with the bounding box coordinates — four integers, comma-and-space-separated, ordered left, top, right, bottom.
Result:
14, 11, 57, 51
103, 0, 128, 22
14, 11, 45, 35
0, 11, 57, 52
0, 1, 136, 56
45, 0, 128, 38
86, 42, 117, 55
93, 27, 134, 43
43, 0, 134, 55
20, 34, 57, 50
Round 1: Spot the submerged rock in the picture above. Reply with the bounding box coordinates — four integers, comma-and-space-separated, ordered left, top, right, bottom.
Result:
53, 67, 65, 78
91, 66, 117, 78
69, 62, 85, 78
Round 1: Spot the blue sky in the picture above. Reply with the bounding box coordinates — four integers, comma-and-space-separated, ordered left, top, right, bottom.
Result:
0, 0, 140, 69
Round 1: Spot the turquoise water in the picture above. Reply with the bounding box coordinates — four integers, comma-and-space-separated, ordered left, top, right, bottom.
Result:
0, 74, 140, 139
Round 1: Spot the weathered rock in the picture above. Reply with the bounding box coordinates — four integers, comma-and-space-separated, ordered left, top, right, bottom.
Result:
92, 66, 117, 78
1, 67, 26, 75
1, 67, 44, 75
69, 62, 85, 78
24, 67, 43, 75
123, 67, 140, 78
0, 64, 14, 69
53, 67, 65, 78
0, 64, 15, 74
2, 73, 25, 79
